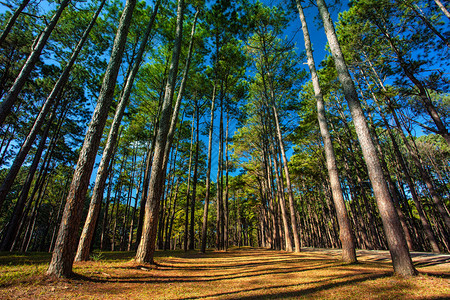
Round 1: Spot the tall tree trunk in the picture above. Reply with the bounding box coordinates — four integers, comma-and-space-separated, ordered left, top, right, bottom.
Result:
0, 0, 71, 126
75, 2, 158, 261
100, 151, 117, 250
223, 108, 229, 250
0, 108, 56, 251
296, 0, 356, 262
46, 0, 136, 277
270, 104, 301, 252
269, 141, 292, 251
128, 159, 144, 251
49, 181, 69, 252
0, 0, 104, 214
135, 0, 184, 264
316, 0, 416, 276
216, 93, 224, 250
433, 0, 450, 19
189, 98, 199, 250
201, 84, 216, 253
0, 0, 31, 46
184, 112, 195, 251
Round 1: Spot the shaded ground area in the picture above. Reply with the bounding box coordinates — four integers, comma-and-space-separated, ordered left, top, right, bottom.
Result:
0, 247, 449, 299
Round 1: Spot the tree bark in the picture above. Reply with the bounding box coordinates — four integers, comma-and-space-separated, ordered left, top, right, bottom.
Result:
316, 0, 416, 276
201, 84, 216, 253
46, 0, 136, 278
189, 98, 200, 250
75, 1, 159, 262
0, 0, 105, 218
433, 0, 450, 19
135, 0, 184, 264
296, 0, 356, 262
0, 0, 30, 46
0, 0, 71, 126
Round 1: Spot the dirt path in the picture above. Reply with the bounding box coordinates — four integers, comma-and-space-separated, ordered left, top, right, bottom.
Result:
1, 247, 449, 299
302, 247, 450, 269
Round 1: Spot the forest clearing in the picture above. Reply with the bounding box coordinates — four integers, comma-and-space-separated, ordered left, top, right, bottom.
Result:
0, 0, 449, 296
1, 247, 449, 299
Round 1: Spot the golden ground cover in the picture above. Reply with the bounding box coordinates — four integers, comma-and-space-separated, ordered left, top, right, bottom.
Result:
0, 247, 448, 299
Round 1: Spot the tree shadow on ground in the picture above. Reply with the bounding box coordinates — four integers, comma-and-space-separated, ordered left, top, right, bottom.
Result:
176, 272, 393, 299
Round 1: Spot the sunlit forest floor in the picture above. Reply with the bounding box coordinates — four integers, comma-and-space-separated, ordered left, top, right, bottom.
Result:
0, 247, 449, 299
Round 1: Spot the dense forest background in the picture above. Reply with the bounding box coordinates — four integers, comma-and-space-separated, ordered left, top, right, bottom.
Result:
0, 0, 448, 277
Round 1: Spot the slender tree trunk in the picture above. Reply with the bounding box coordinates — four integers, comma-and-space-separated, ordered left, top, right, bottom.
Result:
269, 142, 292, 251
270, 104, 301, 252
316, 0, 416, 276
0, 109, 56, 250
0, 0, 30, 46
0, 0, 71, 126
47, 0, 136, 277
189, 99, 199, 250
135, 0, 184, 264
75, 3, 158, 261
201, 84, 216, 253
184, 113, 195, 251
165, 179, 180, 250
296, 0, 356, 262
433, 0, 450, 19
128, 160, 144, 251
224, 108, 229, 250
216, 93, 224, 250
100, 153, 116, 250
0, 0, 105, 215
49, 181, 69, 252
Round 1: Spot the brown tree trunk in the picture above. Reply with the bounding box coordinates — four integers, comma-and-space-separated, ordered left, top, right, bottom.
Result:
0, 0, 31, 46
316, 0, 416, 276
184, 113, 195, 251
269, 141, 292, 252
135, 0, 184, 264
201, 84, 216, 253
296, 0, 356, 261
46, 0, 136, 277
189, 98, 200, 250
75, 2, 158, 261
0, 0, 71, 126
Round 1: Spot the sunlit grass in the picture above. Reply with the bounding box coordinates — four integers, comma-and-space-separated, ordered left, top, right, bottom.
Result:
0, 247, 448, 299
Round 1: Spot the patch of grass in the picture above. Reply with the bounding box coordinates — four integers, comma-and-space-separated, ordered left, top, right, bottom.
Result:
0, 248, 449, 299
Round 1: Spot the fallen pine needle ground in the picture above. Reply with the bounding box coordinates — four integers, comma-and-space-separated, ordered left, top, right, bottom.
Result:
0, 247, 449, 299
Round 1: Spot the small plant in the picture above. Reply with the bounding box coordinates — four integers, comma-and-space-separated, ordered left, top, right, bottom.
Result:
90, 252, 104, 262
